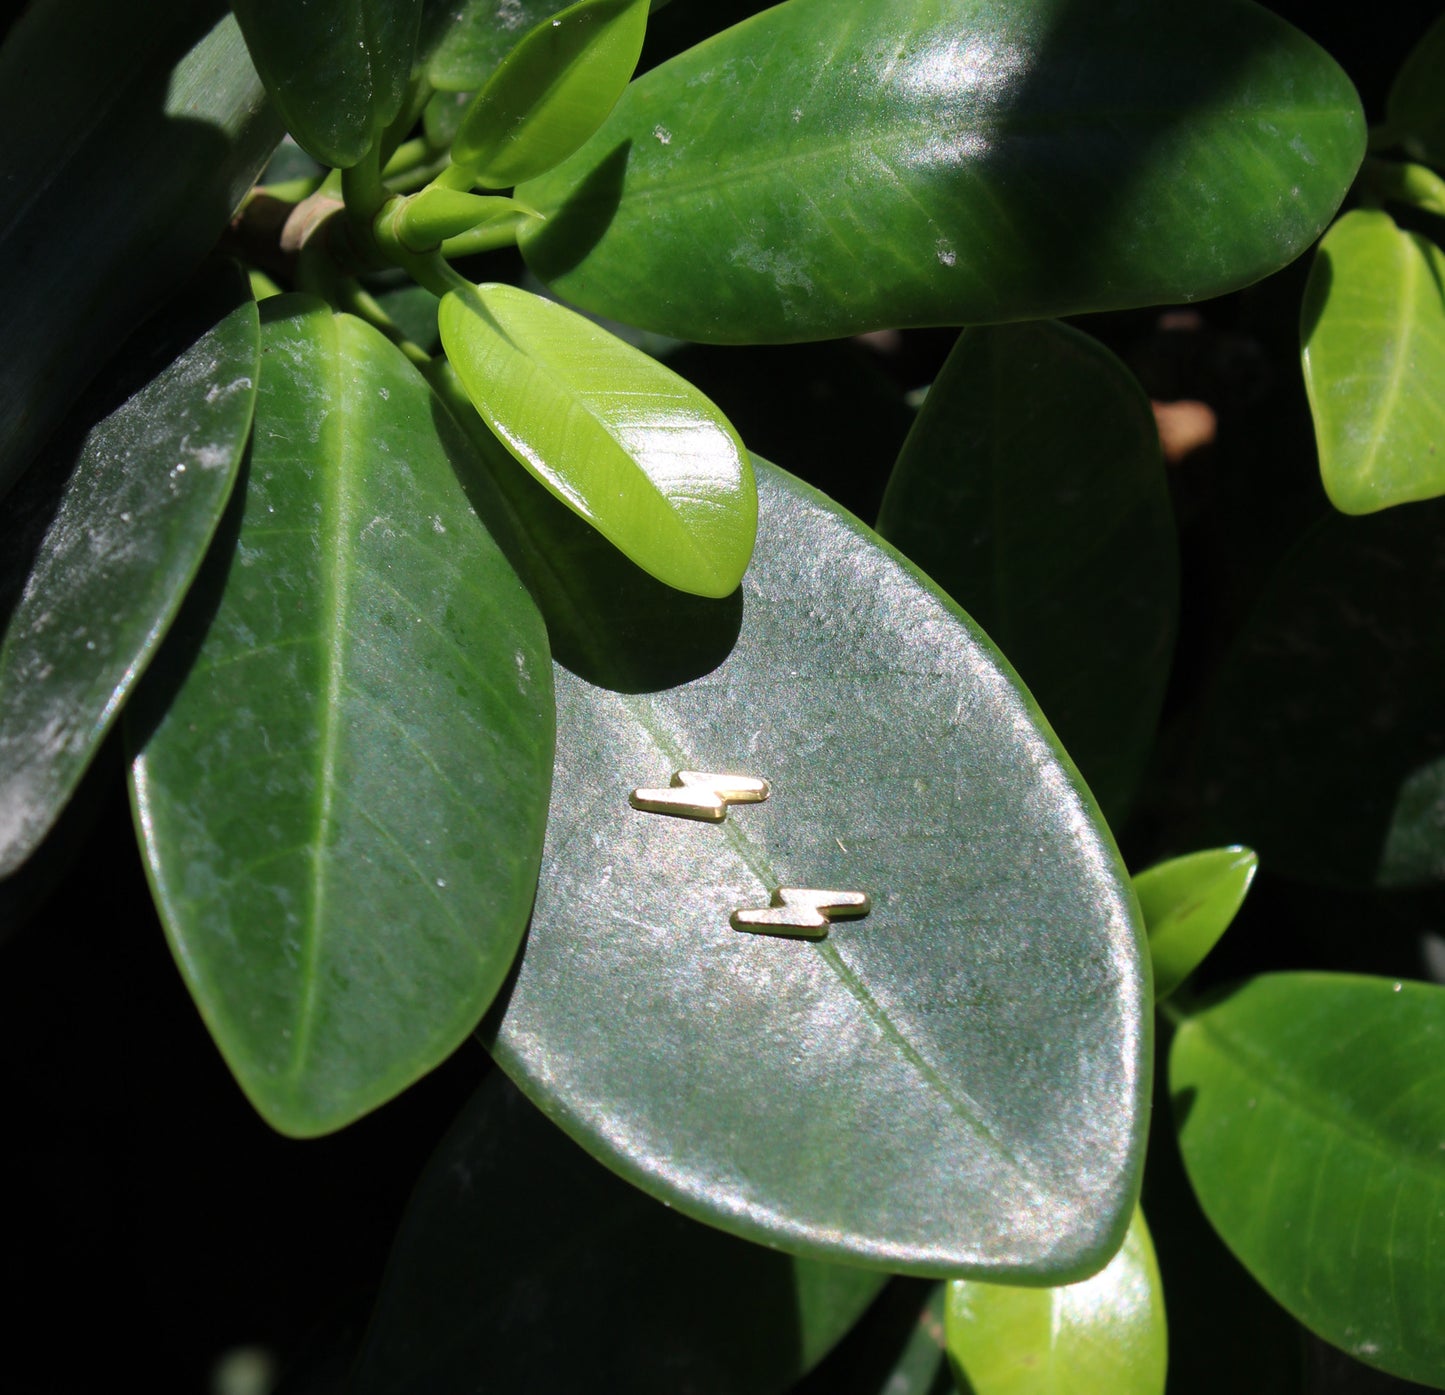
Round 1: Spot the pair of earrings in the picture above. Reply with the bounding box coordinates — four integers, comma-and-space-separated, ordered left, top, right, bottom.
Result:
629, 771, 871, 940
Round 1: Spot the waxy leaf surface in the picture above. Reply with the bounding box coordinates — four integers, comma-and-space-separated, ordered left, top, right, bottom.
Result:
1387, 13, 1445, 167
480, 459, 1149, 1279
1171, 973, 1445, 1387
419, 0, 562, 91
229, 0, 420, 167
1134, 847, 1257, 1001
945, 1209, 1167, 1395
519, 0, 1364, 342
452, 0, 649, 188
131, 298, 553, 1136
1302, 210, 1445, 514
0, 1, 279, 501
352, 1071, 882, 1394
877, 321, 1176, 826
1194, 500, 1445, 888
439, 281, 755, 597
0, 269, 258, 880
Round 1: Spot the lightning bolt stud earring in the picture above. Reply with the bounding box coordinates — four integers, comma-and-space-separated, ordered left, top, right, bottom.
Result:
731, 888, 872, 940
629, 770, 771, 822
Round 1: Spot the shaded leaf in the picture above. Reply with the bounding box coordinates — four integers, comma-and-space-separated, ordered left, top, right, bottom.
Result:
451, 0, 649, 188
519, 0, 1363, 342
1302, 209, 1445, 513
419, 0, 564, 92
0, 1, 280, 502
352, 1071, 883, 1394
229, 0, 420, 167
794, 1282, 950, 1395
1386, 12, 1445, 167
876, 321, 1176, 826
439, 281, 756, 597
480, 458, 1149, 1280
1193, 500, 1445, 889
945, 1209, 1167, 1395
1171, 973, 1445, 1387
130, 297, 553, 1136
1134, 847, 1258, 1001
1369, 159, 1445, 219
0, 266, 257, 880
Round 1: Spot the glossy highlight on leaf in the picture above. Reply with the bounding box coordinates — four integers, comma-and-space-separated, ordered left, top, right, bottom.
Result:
519, 0, 1365, 342
130, 296, 553, 1136
945, 1209, 1167, 1395
483, 459, 1149, 1280
0, 268, 258, 879
1171, 973, 1445, 1387
1302, 209, 1445, 514
877, 321, 1176, 826
352, 1071, 883, 1394
229, 0, 421, 167
1133, 847, 1257, 1001
451, 0, 649, 188
439, 281, 756, 597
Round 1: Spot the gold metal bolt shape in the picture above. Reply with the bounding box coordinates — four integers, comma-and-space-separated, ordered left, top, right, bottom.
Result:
629, 771, 771, 822
731, 888, 873, 940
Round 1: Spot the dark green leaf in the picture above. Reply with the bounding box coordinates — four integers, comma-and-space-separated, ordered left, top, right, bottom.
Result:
1171, 973, 1445, 1387
945, 1209, 1167, 1395
229, 0, 420, 167
1301, 209, 1445, 514
876, 321, 1176, 826
129, 297, 553, 1136
439, 281, 756, 597
419, 0, 563, 92
451, 0, 649, 188
0, 268, 258, 880
0, 1, 280, 503
1386, 12, 1445, 167
518, 0, 1364, 342
1193, 500, 1445, 888
1134, 847, 1257, 1001
352, 1071, 882, 1394
479, 458, 1149, 1280
793, 1282, 950, 1395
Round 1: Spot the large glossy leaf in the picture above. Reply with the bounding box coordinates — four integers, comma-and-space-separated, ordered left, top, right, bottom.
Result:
130, 297, 553, 1136
1386, 12, 1445, 167
439, 281, 756, 597
517, 0, 1364, 342
945, 1209, 1167, 1395
352, 1071, 883, 1394
0, 267, 257, 881
1193, 500, 1445, 888
229, 0, 420, 167
475, 456, 1149, 1279
0, 1, 279, 503
876, 321, 1176, 826
1134, 847, 1257, 1001
451, 0, 649, 188
1171, 973, 1445, 1387
1301, 209, 1445, 514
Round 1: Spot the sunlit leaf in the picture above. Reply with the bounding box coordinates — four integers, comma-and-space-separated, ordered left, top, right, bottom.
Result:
1134, 847, 1257, 1001
1302, 209, 1445, 513
130, 297, 553, 1135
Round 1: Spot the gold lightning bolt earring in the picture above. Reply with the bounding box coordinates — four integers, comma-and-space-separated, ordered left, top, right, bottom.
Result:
731, 888, 872, 940
629, 770, 771, 822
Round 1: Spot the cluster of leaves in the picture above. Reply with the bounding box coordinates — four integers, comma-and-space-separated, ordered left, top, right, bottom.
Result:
3, 0, 1445, 1391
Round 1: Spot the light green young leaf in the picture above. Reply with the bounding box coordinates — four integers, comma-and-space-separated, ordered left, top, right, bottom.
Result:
518, 0, 1363, 342
1171, 973, 1445, 1387
229, 0, 421, 167
1302, 209, 1445, 513
0, 266, 257, 879
1133, 847, 1257, 1000
945, 1209, 1166, 1395
1386, 12, 1445, 167
451, 0, 649, 188
129, 296, 553, 1136
438, 281, 756, 597
1369, 159, 1445, 218
351, 1072, 882, 1394
876, 321, 1177, 827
